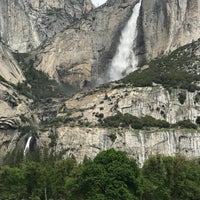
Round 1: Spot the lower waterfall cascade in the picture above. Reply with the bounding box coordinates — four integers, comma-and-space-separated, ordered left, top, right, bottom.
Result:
109, 0, 142, 81
23, 136, 32, 156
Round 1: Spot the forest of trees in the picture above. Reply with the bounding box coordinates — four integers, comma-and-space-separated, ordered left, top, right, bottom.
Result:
1, 149, 200, 200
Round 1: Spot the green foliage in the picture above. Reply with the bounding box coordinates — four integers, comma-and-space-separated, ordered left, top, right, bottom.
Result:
178, 92, 186, 104
20, 125, 34, 137
0, 166, 26, 199
102, 112, 142, 129
15, 67, 74, 100
1, 150, 200, 199
13, 52, 30, 63
103, 112, 170, 129
23, 162, 47, 198
13, 52, 76, 101
108, 133, 117, 142
175, 120, 197, 129
66, 149, 141, 200
141, 115, 170, 128
103, 112, 198, 129
196, 116, 200, 125
50, 158, 76, 198
142, 155, 200, 200
122, 41, 200, 92
3, 150, 24, 168
50, 115, 76, 127
0, 157, 77, 200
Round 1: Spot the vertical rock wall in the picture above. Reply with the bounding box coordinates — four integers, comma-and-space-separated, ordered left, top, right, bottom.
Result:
35, 0, 137, 87
0, 42, 24, 84
37, 126, 200, 166
0, 0, 93, 52
141, 0, 200, 60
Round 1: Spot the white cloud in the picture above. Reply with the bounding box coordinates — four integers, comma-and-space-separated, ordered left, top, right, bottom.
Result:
91, 0, 108, 7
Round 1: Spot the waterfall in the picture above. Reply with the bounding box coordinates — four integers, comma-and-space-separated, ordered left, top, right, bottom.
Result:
109, 0, 142, 81
24, 136, 32, 156
139, 132, 145, 166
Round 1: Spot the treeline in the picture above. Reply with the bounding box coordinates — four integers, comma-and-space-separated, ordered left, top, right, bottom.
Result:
1, 149, 200, 199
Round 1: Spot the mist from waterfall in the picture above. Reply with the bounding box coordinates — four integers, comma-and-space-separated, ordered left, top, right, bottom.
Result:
24, 136, 32, 156
109, 0, 142, 81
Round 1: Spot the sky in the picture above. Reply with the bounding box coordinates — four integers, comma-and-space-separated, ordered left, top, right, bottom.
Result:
91, 0, 108, 7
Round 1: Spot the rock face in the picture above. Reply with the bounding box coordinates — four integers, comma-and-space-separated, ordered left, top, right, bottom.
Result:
0, 129, 20, 164
37, 126, 200, 166
1, 81, 199, 165
0, 0, 93, 52
63, 84, 200, 125
0, 0, 200, 165
0, 0, 199, 86
0, 43, 25, 84
0, 82, 32, 164
0, 82, 30, 118
1, 124, 200, 166
35, 0, 137, 87
0, 83, 31, 124
141, 0, 200, 60
35, 0, 200, 87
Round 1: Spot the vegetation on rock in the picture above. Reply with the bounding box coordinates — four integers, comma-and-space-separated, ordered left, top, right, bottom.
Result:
102, 112, 197, 129
13, 53, 76, 100
122, 40, 200, 92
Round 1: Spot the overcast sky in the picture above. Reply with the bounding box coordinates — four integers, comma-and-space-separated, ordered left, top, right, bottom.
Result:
91, 0, 108, 7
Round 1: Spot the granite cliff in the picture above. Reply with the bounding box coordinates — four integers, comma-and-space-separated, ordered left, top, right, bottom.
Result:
34, 0, 200, 87
141, 0, 200, 60
1, 125, 200, 166
0, 0, 93, 52
0, 0, 200, 165
1, 0, 199, 87
0, 42, 24, 84
35, 0, 137, 87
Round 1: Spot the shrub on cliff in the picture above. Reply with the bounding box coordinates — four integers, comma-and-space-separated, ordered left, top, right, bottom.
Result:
175, 120, 197, 129
122, 41, 200, 92
103, 112, 170, 129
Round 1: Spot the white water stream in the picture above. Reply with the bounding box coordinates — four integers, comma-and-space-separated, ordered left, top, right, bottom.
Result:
109, 0, 142, 81
24, 136, 32, 156
139, 132, 145, 166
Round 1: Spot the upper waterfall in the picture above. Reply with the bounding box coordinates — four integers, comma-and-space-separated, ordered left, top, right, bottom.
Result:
109, 0, 142, 81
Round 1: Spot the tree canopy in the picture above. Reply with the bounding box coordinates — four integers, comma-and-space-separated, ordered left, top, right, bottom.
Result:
1, 150, 200, 199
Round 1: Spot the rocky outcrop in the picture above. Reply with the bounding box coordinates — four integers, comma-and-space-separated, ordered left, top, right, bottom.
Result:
1, 124, 199, 166
37, 126, 200, 166
140, 0, 200, 60
0, 129, 20, 165
0, 83, 31, 121
0, 42, 24, 84
1, 81, 199, 165
61, 84, 200, 125
0, 82, 33, 164
0, 0, 93, 52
